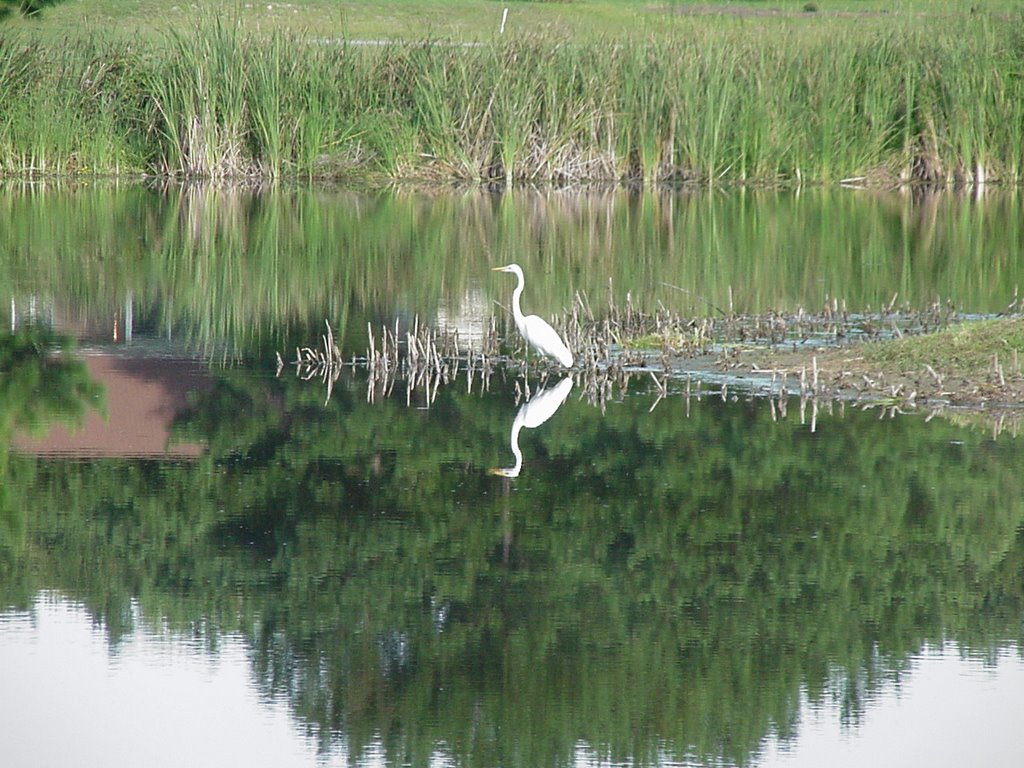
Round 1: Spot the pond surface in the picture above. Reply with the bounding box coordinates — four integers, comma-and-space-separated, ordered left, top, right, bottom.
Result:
1, 184, 1023, 768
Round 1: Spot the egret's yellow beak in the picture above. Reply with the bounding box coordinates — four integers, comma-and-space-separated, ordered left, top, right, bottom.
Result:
491, 265, 506, 272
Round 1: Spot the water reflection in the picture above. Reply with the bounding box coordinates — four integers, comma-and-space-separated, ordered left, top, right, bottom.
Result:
3, 361, 1024, 767
0, 594, 335, 768
3, 183, 1024, 767
13, 352, 209, 458
756, 647, 1024, 768
5, 592, 1022, 768
2, 185, 1024, 360
0, 327, 104, 449
491, 376, 574, 477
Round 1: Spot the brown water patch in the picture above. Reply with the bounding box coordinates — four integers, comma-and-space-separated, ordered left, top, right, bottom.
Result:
14, 353, 212, 458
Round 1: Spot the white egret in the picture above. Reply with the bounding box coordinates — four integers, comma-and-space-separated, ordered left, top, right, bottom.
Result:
491, 376, 574, 478
492, 263, 574, 368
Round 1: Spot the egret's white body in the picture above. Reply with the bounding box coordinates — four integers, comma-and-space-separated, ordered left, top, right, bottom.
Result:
491, 377, 574, 478
492, 263, 574, 368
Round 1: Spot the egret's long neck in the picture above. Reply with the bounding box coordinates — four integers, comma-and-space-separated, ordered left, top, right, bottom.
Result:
511, 271, 526, 326
509, 421, 524, 472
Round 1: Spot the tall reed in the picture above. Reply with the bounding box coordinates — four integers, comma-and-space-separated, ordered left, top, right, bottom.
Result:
0, 35, 140, 174
0, 13, 1023, 186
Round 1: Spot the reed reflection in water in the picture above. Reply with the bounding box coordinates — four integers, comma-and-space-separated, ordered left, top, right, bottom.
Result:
2, 185, 1023, 360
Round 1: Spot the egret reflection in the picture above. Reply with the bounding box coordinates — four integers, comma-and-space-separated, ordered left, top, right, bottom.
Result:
490, 376, 573, 478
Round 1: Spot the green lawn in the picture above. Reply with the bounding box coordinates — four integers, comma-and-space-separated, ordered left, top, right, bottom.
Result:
4, 0, 1017, 42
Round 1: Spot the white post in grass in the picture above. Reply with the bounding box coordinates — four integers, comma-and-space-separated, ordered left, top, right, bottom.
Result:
500, 7, 508, 34
124, 290, 133, 343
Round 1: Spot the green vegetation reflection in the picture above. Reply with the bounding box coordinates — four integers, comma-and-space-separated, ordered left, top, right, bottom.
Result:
0, 326, 103, 588
2, 366, 1023, 766
2, 186, 1023, 359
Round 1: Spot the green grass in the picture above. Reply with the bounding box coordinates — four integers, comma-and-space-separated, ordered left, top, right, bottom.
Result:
862, 318, 1024, 374
1, 2, 1023, 184
5, 1, 1024, 43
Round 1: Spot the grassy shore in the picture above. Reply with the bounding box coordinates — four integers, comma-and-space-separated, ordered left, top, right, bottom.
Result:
1, 2, 1023, 185
735, 316, 1024, 410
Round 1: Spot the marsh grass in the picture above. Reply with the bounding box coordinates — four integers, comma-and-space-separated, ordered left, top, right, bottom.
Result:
860, 318, 1024, 375
1, 15, 1024, 185
0, 36, 140, 174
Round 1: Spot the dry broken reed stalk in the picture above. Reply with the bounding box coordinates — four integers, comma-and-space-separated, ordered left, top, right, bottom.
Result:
282, 316, 506, 405
278, 320, 345, 405
365, 317, 468, 406
282, 310, 650, 407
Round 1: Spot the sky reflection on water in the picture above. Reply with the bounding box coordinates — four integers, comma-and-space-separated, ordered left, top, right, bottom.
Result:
757, 647, 1024, 768
0, 595, 326, 768
2, 596, 1022, 768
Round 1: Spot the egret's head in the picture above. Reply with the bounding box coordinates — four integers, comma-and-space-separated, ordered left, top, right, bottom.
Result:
489, 466, 521, 478
491, 263, 522, 275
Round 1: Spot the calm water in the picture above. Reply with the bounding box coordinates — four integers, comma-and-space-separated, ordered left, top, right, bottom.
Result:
1, 184, 1023, 768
